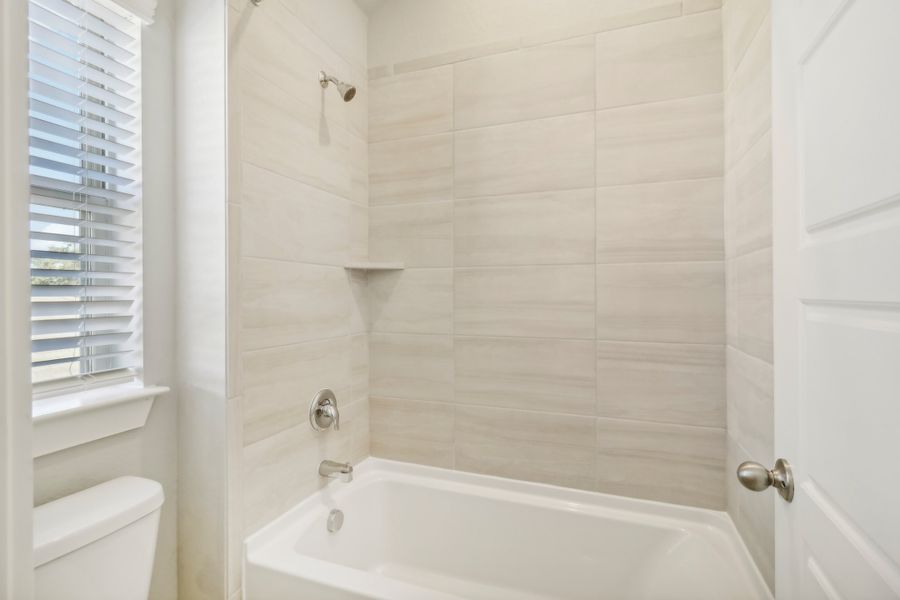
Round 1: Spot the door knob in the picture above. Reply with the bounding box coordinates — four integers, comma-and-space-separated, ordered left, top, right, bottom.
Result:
737, 458, 794, 502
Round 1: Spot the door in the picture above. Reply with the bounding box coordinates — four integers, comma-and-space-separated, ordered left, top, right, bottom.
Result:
772, 0, 900, 598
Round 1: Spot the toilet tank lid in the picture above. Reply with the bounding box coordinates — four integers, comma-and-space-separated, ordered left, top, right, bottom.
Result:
34, 476, 164, 567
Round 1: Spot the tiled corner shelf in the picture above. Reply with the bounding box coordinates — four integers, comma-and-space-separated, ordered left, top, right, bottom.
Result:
344, 262, 405, 271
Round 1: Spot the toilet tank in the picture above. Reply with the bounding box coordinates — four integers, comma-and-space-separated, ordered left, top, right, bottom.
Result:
34, 476, 165, 600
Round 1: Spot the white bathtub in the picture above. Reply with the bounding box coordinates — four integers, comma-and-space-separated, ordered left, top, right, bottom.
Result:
244, 458, 771, 600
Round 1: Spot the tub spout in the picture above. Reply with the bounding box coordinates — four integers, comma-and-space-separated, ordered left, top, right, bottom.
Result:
319, 460, 353, 482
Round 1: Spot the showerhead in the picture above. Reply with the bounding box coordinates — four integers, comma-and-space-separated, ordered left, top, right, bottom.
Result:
319, 71, 357, 102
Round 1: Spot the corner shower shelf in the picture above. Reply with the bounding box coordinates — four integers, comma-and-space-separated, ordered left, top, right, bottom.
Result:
344, 261, 405, 271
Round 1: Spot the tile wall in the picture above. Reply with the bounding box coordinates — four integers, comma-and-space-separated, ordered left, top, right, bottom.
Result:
722, 0, 775, 590
227, 0, 369, 597
367, 2, 728, 509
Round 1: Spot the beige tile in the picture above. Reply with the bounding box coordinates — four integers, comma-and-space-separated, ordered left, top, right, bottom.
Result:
596, 341, 724, 428
348, 268, 369, 334
368, 64, 392, 81
242, 337, 349, 445
454, 189, 595, 267
369, 333, 453, 402
455, 265, 596, 339
369, 133, 453, 206
240, 258, 351, 350
724, 15, 770, 168
596, 94, 723, 186
242, 418, 354, 534
349, 201, 368, 262
722, 0, 770, 78
369, 268, 453, 334
596, 262, 725, 344
455, 337, 596, 415
393, 38, 522, 75
596, 417, 725, 508
727, 436, 775, 590
349, 333, 369, 404
369, 66, 453, 142
684, 0, 722, 14
454, 37, 595, 130
455, 112, 595, 199
370, 202, 453, 267
595, 10, 722, 109
523, 2, 685, 48
726, 346, 773, 465
455, 405, 597, 490
235, 0, 367, 139
731, 247, 772, 363
241, 68, 360, 201
370, 397, 454, 468
241, 163, 349, 265
725, 131, 771, 258
596, 179, 724, 263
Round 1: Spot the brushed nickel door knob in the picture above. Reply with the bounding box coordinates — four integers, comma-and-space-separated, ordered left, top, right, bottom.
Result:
737, 458, 794, 502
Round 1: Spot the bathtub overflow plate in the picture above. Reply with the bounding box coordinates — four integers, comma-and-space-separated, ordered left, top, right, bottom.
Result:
327, 509, 344, 533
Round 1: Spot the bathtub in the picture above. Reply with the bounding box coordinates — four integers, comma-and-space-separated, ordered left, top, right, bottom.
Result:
243, 458, 772, 600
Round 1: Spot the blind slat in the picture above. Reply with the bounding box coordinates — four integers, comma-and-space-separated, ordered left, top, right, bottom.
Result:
29, 0, 142, 388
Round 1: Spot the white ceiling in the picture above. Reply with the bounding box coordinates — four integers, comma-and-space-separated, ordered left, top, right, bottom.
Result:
354, 0, 385, 16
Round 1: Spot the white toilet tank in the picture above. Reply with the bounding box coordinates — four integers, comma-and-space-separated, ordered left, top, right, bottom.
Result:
34, 476, 165, 600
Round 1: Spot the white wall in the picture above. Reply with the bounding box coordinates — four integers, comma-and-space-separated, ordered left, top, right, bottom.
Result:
0, 0, 34, 596
31, 1, 180, 598
174, 0, 228, 597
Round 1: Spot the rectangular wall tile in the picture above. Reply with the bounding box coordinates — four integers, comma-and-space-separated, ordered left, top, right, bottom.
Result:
242, 337, 349, 445
370, 397, 454, 468
727, 436, 775, 589
726, 131, 772, 258
241, 68, 358, 200
596, 262, 725, 344
596, 341, 724, 428
684, 0, 722, 14
370, 202, 453, 267
369, 66, 453, 142
731, 247, 773, 363
726, 347, 774, 465
455, 405, 597, 490
241, 163, 349, 265
596, 94, 723, 186
369, 133, 453, 206
369, 333, 453, 402
596, 178, 724, 263
455, 336, 596, 415
596, 417, 725, 508
724, 15, 771, 168
240, 258, 351, 350
369, 269, 453, 334
455, 265, 596, 339
722, 0, 770, 78
595, 10, 722, 109
454, 189, 595, 267
455, 112, 595, 199
454, 37, 595, 130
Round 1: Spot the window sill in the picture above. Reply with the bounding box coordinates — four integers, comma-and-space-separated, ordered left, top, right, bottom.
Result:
32, 383, 169, 458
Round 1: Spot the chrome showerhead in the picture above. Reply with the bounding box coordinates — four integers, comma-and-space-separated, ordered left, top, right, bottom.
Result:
319, 71, 357, 102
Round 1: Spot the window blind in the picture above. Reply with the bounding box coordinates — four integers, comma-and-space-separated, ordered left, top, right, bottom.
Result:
28, 0, 143, 390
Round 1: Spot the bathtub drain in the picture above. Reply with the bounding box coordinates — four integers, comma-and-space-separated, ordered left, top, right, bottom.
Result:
327, 509, 344, 533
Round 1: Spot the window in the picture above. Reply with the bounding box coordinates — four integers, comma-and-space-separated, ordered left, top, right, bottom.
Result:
28, 0, 143, 393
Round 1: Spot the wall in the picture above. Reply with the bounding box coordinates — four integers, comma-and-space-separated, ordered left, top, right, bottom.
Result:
0, 0, 35, 595
722, 0, 774, 590
227, 0, 370, 596
33, 2, 179, 599
174, 0, 228, 597
366, 0, 727, 509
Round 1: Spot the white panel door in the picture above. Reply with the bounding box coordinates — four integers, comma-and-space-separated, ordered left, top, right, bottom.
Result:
772, 1, 900, 598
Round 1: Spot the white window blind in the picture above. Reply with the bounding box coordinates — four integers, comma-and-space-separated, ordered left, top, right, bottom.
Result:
28, 0, 143, 391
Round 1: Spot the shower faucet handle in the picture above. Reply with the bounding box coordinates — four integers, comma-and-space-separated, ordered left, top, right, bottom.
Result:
309, 389, 340, 431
